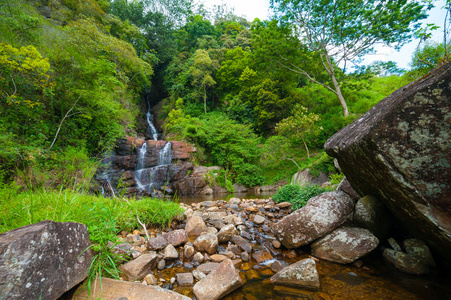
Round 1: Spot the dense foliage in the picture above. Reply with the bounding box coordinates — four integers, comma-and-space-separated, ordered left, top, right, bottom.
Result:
273, 184, 327, 210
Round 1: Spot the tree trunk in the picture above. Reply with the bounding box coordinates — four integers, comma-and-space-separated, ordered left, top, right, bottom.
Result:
323, 52, 349, 117
301, 136, 310, 158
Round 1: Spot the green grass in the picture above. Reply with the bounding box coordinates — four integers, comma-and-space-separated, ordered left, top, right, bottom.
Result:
273, 184, 327, 210
0, 184, 184, 285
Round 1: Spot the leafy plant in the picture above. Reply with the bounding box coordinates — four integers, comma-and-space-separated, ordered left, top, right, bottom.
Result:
273, 184, 327, 210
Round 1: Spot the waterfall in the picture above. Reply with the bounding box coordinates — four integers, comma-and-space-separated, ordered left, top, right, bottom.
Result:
145, 96, 158, 141
159, 142, 172, 165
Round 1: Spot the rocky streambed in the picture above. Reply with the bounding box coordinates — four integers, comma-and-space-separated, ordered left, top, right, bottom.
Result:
72, 193, 451, 300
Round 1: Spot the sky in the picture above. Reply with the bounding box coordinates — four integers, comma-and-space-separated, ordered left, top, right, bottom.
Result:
199, 0, 448, 70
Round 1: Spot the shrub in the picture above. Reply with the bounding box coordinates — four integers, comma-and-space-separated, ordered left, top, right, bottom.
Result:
273, 184, 327, 210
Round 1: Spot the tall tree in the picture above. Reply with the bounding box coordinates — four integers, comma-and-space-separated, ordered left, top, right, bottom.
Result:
270, 0, 430, 117
191, 49, 216, 113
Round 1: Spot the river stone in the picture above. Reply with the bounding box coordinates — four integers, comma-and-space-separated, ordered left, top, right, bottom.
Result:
164, 244, 179, 260
210, 254, 228, 263
193, 233, 219, 255
254, 215, 266, 224
119, 253, 159, 281
324, 62, 451, 261
73, 277, 191, 300
270, 258, 320, 289
272, 191, 354, 248
403, 238, 436, 267
144, 274, 158, 285
217, 224, 239, 243
163, 229, 188, 247
184, 245, 195, 259
148, 235, 168, 251
197, 262, 220, 274
0, 220, 92, 300
311, 227, 379, 264
354, 195, 391, 239
185, 216, 208, 237
231, 235, 252, 253
252, 248, 274, 264
383, 249, 429, 275
176, 273, 194, 286
193, 259, 243, 300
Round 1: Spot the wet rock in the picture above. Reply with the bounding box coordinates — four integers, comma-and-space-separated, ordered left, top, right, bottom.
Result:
73, 277, 191, 300
270, 258, 320, 289
0, 221, 92, 300
272, 240, 281, 249
119, 253, 159, 282
252, 248, 274, 264
324, 62, 451, 261
388, 237, 403, 252
354, 195, 391, 239
227, 244, 242, 256
272, 191, 354, 248
144, 274, 157, 285
193, 259, 243, 300
148, 235, 168, 251
184, 245, 195, 259
157, 260, 166, 270
383, 249, 429, 275
193, 233, 219, 255
404, 239, 436, 267
217, 224, 239, 243
163, 229, 188, 247
197, 262, 220, 274
271, 260, 283, 273
311, 227, 379, 264
254, 215, 266, 224
193, 269, 206, 280
176, 273, 194, 286
219, 251, 235, 259
164, 244, 179, 260
210, 254, 228, 263
241, 251, 250, 262
185, 216, 208, 237
231, 235, 252, 253
193, 252, 204, 264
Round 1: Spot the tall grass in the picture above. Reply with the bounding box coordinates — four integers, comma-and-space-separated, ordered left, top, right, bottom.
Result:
0, 184, 185, 284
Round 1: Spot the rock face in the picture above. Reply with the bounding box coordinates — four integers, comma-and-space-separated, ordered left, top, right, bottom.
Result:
0, 220, 92, 300
73, 277, 191, 300
193, 259, 243, 300
272, 191, 354, 248
311, 227, 379, 264
270, 258, 320, 289
324, 62, 451, 260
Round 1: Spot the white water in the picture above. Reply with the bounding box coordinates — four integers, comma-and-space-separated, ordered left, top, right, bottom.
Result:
146, 111, 158, 141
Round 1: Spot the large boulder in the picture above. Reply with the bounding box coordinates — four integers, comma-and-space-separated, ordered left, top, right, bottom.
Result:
272, 191, 354, 248
73, 277, 191, 300
325, 62, 451, 260
193, 259, 243, 300
311, 227, 379, 264
270, 258, 320, 289
0, 220, 92, 300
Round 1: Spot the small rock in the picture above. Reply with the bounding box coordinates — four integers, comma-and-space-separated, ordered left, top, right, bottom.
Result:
193, 252, 204, 264
226, 244, 242, 255
144, 274, 157, 285
119, 253, 159, 282
272, 240, 281, 249
219, 251, 236, 259
275, 202, 292, 209
240, 251, 250, 262
217, 224, 239, 243
207, 227, 218, 234
271, 260, 283, 273
185, 216, 208, 237
193, 233, 219, 255
210, 254, 228, 263
164, 244, 179, 260
163, 229, 188, 247
192, 269, 206, 280
231, 235, 252, 253
254, 215, 266, 224
388, 237, 403, 252
184, 245, 195, 259
157, 260, 166, 270
176, 273, 194, 286
252, 248, 274, 264
270, 258, 320, 289
197, 262, 220, 274
147, 235, 168, 251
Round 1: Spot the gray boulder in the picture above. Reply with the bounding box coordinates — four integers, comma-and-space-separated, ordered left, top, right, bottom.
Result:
354, 195, 391, 239
0, 220, 92, 300
324, 62, 451, 260
272, 191, 354, 248
311, 227, 379, 264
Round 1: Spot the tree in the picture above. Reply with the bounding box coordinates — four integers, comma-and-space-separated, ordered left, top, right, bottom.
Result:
270, 0, 430, 117
191, 49, 216, 113
276, 104, 322, 158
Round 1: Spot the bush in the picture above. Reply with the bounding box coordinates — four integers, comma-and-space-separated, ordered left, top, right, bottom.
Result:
273, 184, 327, 210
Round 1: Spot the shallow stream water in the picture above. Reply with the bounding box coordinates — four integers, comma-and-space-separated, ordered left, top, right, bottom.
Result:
171, 192, 451, 300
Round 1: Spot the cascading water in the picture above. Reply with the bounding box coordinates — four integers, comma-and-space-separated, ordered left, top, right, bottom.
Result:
134, 97, 173, 196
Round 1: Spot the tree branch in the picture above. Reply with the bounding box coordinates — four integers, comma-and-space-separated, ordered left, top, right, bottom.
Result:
48, 96, 80, 150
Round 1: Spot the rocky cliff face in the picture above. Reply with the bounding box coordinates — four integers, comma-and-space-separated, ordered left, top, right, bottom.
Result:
324, 61, 451, 260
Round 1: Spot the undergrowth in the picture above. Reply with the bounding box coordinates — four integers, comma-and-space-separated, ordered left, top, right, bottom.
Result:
273, 184, 327, 210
